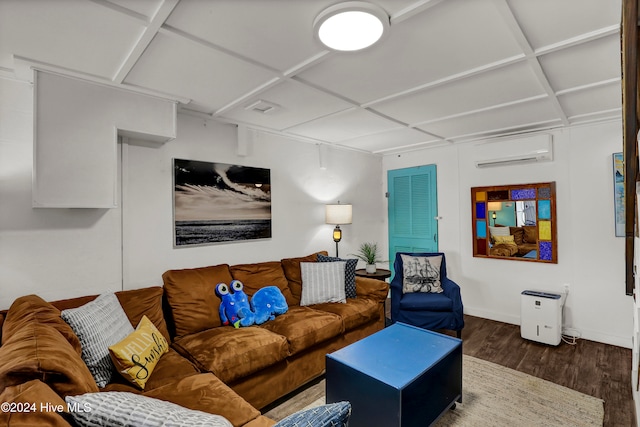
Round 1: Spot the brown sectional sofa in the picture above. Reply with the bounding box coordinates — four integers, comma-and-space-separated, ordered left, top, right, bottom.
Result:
489, 225, 538, 258
0, 252, 389, 426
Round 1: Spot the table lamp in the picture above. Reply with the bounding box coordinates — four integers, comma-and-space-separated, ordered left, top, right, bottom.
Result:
325, 203, 352, 257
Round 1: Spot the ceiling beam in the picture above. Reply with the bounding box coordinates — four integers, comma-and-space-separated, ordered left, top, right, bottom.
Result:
535, 24, 619, 56
492, 0, 569, 126
112, 0, 181, 84
390, 0, 445, 25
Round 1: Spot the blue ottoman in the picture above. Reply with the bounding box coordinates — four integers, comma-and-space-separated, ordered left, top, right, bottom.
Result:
326, 322, 462, 427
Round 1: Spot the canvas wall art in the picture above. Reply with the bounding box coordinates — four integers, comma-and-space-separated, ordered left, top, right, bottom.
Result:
613, 152, 624, 237
173, 159, 272, 247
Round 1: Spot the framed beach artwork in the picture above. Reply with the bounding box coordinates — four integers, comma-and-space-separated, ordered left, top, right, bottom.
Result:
173, 159, 272, 247
613, 152, 624, 237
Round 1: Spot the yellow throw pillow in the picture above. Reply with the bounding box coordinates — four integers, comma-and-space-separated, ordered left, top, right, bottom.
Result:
494, 235, 516, 245
108, 315, 169, 389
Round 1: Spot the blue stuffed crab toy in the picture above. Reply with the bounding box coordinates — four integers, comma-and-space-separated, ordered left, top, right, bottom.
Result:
216, 280, 255, 328
216, 281, 288, 328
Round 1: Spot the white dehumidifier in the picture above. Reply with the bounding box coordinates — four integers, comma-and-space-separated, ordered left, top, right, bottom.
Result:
520, 290, 564, 346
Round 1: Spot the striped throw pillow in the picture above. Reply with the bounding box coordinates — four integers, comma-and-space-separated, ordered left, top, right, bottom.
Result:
317, 254, 358, 298
300, 262, 346, 306
61, 293, 134, 388
65, 391, 233, 427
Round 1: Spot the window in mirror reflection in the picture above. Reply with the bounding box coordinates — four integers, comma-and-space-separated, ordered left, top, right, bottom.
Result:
471, 182, 557, 263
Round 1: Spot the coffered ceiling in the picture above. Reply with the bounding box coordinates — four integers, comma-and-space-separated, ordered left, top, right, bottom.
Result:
0, 0, 622, 154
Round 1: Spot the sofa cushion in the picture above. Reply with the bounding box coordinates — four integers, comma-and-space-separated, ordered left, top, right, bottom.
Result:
2, 294, 82, 355
49, 288, 171, 348
61, 293, 134, 388
0, 380, 72, 427
163, 264, 234, 338
311, 298, 380, 331
230, 261, 295, 306
354, 276, 390, 300
281, 252, 327, 305
258, 306, 343, 355
103, 348, 200, 393
509, 227, 525, 245
173, 327, 289, 384
400, 292, 453, 312
138, 348, 200, 391
66, 390, 233, 427
116, 287, 171, 343
0, 321, 98, 397
109, 316, 170, 389
523, 225, 537, 243
143, 373, 263, 427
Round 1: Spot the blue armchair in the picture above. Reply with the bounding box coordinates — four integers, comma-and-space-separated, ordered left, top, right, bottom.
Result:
390, 252, 464, 337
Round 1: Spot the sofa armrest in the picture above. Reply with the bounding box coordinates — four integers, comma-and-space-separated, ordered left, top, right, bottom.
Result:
355, 277, 389, 302
441, 278, 464, 321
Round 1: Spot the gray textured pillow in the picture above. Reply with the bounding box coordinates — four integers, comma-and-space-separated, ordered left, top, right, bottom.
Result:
65, 392, 233, 427
300, 261, 346, 306
61, 293, 134, 388
274, 401, 351, 427
401, 255, 444, 294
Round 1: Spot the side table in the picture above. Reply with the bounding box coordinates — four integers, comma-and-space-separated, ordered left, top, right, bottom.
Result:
355, 268, 391, 281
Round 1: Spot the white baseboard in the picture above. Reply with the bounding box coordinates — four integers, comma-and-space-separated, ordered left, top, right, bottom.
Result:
463, 307, 631, 349
464, 307, 519, 326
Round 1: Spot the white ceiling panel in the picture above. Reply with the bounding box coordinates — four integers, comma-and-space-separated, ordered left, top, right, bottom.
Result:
507, 0, 621, 50
165, 0, 328, 72
558, 83, 622, 119
221, 79, 353, 131
539, 35, 622, 92
105, 0, 164, 18
297, 0, 524, 104
0, 0, 623, 154
569, 110, 623, 125
417, 98, 560, 140
371, 60, 546, 125
286, 109, 402, 143
123, 32, 278, 111
338, 128, 438, 153
0, 0, 146, 78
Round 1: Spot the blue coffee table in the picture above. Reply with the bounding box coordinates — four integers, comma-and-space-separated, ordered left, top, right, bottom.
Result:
326, 322, 462, 427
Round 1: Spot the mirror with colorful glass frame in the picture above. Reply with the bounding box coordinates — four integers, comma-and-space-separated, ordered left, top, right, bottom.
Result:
471, 182, 557, 263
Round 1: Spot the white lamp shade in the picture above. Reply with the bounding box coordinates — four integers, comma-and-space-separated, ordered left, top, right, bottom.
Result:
326, 204, 353, 224
487, 202, 503, 211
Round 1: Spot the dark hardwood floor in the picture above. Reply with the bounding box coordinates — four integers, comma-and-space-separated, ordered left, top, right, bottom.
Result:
451, 315, 634, 427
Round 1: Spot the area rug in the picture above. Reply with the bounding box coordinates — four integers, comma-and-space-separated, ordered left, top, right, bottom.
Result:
263, 355, 604, 426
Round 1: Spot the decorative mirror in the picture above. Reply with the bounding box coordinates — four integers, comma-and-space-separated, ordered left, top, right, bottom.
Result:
471, 182, 557, 263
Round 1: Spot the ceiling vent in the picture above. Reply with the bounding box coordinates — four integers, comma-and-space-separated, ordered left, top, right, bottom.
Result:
474, 134, 553, 168
244, 99, 280, 114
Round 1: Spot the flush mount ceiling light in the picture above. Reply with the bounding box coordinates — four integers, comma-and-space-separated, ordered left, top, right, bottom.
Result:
314, 1, 389, 52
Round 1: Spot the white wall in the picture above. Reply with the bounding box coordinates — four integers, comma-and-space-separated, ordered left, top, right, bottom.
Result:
1, 74, 630, 347
383, 122, 632, 348
123, 114, 386, 289
0, 76, 385, 308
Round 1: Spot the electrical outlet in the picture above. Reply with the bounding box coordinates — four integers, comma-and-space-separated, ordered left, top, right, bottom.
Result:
563, 283, 570, 294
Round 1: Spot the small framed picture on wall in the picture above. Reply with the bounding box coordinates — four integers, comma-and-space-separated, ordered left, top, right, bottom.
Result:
612, 152, 624, 237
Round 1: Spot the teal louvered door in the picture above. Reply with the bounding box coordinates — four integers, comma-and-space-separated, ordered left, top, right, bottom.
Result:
387, 165, 438, 275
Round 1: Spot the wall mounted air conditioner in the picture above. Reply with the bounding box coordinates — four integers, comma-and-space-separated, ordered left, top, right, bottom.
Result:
474, 134, 553, 168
